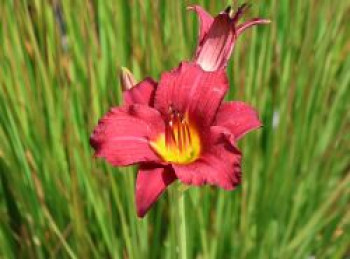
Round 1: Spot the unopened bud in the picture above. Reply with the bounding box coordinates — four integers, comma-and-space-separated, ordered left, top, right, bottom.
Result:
120, 67, 137, 90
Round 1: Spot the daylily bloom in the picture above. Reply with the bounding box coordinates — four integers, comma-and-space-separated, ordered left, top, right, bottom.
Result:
90, 5, 269, 217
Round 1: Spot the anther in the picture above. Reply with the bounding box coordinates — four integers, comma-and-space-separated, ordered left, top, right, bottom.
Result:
169, 104, 174, 112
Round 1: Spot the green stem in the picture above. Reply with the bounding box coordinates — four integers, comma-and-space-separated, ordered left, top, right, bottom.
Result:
178, 192, 187, 259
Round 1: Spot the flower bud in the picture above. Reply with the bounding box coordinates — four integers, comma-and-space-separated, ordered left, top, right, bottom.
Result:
120, 67, 137, 91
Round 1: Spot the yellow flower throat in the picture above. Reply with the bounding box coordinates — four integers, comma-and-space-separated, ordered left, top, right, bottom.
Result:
151, 109, 201, 164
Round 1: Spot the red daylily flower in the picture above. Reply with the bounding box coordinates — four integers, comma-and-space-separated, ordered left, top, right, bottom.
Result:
90, 5, 269, 217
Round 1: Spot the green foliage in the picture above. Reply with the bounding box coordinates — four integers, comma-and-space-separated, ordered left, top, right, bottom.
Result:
0, 0, 349, 258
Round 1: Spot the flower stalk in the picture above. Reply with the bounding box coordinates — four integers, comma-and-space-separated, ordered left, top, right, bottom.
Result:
178, 191, 187, 259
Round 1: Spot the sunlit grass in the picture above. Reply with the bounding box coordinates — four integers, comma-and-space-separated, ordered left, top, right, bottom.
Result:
0, 0, 349, 258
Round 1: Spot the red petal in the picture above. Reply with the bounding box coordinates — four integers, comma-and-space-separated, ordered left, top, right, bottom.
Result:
173, 126, 241, 190
90, 104, 164, 166
188, 5, 214, 55
214, 101, 262, 140
194, 12, 236, 71
154, 62, 228, 127
136, 164, 177, 217
123, 77, 157, 106
236, 18, 271, 36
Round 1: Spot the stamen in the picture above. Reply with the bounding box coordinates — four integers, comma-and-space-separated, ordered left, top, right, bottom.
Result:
169, 122, 176, 146
185, 121, 192, 147
165, 115, 177, 151
178, 124, 183, 152
181, 119, 187, 150
152, 106, 200, 164
165, 122, 171, 149
168, 105, 174, 114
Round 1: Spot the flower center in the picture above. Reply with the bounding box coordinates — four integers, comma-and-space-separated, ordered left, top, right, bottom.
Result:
150, 108, 201, 164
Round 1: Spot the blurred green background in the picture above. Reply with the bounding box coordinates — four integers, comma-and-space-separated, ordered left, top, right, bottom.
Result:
1, 0, 349, 258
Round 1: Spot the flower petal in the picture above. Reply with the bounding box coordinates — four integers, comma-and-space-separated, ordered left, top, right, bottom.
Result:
173, 126, 241, 190
188, 5, 214, 55
123, 77, 157, 106
154, 62, 228, 127
236, 18, 271, 36
194, 6, 270, 72
214, 101, 262, 140
194, 12, 236, 72
90, 104, 164, 166
136, 164, 177, 217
